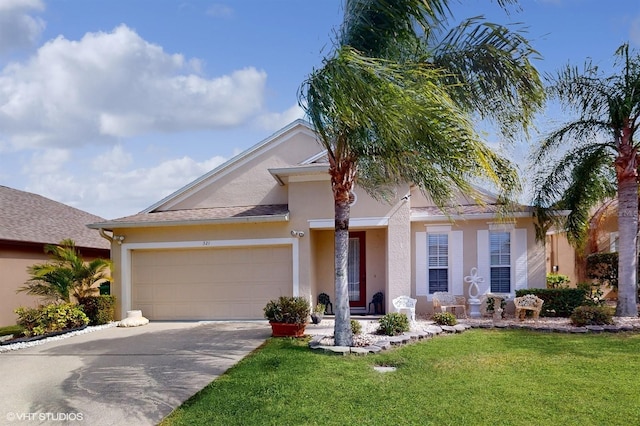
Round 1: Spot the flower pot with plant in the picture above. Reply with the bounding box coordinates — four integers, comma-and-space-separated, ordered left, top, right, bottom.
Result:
263, 296, 310, 337
310, 303, 325, 324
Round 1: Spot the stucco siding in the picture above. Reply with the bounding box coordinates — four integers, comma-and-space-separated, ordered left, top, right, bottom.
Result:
164, 128, 321, 210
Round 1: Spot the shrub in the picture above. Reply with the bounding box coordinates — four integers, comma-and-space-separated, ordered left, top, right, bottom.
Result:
546, 274, 570, 289
516, 288, 587, 317
586, 252, 618, 290
351, 319, 362, 335
576, 282, 605, 307
15, 303, 89, 337
432, 312, 457, 326
377, 312, 409, 336
78, 295, 116, 325
263, 296, 310, 324
486, 297, 507, 318
0, 325, 24, 337
570, 305, 614, 327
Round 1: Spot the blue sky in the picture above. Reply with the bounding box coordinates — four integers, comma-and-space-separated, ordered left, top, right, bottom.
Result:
0, 0, 639, 219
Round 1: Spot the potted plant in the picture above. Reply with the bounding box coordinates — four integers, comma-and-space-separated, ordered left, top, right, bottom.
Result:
310, 303, 325, 324
263, 296, 310, 337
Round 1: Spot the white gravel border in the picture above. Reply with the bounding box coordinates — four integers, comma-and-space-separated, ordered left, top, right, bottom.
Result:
0, 322, 118, 353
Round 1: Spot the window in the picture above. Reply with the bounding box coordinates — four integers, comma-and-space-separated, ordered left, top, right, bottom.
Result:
610, 232, 619, 253
490, 231, 511, 293
428, 233, 448, 293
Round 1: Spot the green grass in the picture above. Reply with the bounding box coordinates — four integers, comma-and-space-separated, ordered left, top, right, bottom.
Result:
161, 330, 640, 426
0, 325, 23, 337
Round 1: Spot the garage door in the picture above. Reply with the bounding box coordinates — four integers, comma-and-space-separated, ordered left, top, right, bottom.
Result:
131, 245, 292, 320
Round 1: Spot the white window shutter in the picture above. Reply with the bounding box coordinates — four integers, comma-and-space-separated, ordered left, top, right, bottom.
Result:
415, 232, 427, 296
450, 231, 463, 295
477, 230, 490, 295
514, 228, 528, 291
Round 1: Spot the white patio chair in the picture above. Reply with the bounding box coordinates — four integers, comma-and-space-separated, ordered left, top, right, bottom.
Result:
392, 296, 417, 321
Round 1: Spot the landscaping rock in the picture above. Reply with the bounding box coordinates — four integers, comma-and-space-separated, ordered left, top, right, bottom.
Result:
325, 346, 351, 355
585, 326, 605, 333
453, 324, 467, 333
425, 325, 443, 334
440, 325, 457, 333
569, 327, 588, 333
362, 345, 383, 354
374, 340, 391, 350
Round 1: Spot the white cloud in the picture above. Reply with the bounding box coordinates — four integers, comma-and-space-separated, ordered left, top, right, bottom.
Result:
23, 148, 70, 174
254, 104, 305, 131
24, 150, 227, 219
0, 0, 45, 53
92, 145, 132, 172
0, 24, 267, 150
206, 4, 233, 18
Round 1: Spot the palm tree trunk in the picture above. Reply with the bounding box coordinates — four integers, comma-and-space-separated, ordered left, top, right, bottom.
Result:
330, 154, 356, 347
334, 198, 353, 346
615, 142, 639, 317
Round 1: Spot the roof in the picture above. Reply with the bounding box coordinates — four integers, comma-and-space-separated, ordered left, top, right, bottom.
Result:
141, 119, 315, 214
0, 185, 109, 249
411, 204, 534, 221
88, 204, 290, 230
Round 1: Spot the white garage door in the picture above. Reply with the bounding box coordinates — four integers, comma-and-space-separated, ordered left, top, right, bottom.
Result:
131, 245, 293, 320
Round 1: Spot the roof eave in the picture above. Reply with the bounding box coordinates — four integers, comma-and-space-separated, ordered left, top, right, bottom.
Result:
410, 212, 533, 222
88, 212, 290, 231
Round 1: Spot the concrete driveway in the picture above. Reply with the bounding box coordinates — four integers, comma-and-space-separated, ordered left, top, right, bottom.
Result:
0, 321, 271, 425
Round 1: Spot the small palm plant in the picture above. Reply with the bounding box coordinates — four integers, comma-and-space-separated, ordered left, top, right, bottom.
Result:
18, 238, 111, 303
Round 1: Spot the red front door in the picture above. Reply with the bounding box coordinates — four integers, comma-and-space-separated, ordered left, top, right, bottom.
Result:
348, 231, 366, 308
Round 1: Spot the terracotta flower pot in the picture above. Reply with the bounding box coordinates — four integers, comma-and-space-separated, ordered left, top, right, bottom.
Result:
269, 322, 307, 337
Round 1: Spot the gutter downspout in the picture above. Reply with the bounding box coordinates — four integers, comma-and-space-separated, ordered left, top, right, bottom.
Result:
98, 228, 114, 244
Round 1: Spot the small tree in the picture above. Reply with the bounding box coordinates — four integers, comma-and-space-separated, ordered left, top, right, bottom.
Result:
18, 239, 111, 303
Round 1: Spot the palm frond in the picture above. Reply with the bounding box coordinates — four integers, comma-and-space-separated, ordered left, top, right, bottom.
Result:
532, 143, 615, 245
430, 17, 545, 140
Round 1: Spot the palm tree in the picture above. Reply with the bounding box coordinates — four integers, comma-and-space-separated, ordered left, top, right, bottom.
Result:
300, 0, 544, 346
532, 43, 640, 317
19, 239, 112, 303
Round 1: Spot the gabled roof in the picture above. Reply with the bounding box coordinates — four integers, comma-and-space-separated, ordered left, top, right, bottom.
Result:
141, 119, 316, 214
0, 185, 109, 249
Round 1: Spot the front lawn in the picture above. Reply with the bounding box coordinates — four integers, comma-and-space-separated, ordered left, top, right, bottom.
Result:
162, 330, 640, 425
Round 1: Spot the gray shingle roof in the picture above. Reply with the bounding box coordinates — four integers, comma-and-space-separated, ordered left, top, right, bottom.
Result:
411, 204, 534, 217
0, 186, 109, 249
89, 204, 290, 229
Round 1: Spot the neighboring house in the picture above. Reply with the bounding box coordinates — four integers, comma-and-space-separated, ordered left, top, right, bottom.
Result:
88, 120, 545, 321
0, 186, 110, 325
546, 199, 619, 290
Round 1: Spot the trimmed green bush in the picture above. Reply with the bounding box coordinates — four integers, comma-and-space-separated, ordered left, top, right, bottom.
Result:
0, 325, 24, 337
15, 303, 88, 337
586, 252, 618, 290
377, 312, 410, 336
570, 306, 614, 327
350, 319, 362, 335
78, 295, 116, 325
516, 288, 587, 317
432, 312, 457, 326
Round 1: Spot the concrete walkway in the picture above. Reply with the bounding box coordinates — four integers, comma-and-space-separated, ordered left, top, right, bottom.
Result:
0, 321, 271, 425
